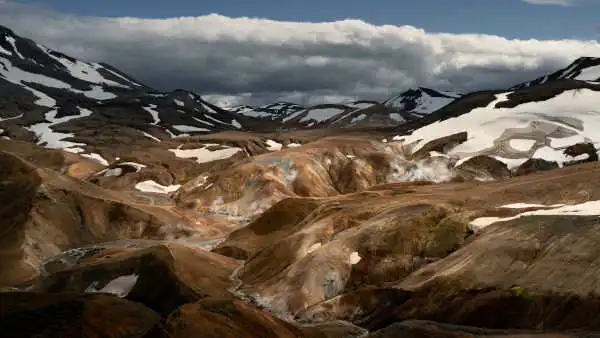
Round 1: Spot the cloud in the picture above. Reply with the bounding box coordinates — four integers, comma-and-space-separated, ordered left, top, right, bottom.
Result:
1, 1, 600, 107
521, 0, 576, 6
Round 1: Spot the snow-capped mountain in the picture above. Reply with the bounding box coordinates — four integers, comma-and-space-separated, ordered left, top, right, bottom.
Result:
228, 101, 305, 119
0, 25, 257, 152
384, 87, 462, 120
510, 57, 600, 90
398, 79, 600, 169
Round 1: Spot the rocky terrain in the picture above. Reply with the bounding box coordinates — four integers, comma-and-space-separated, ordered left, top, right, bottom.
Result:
3, 25, 600, 337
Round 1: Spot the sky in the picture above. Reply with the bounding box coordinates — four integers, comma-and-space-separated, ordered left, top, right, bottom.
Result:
2, 0, 600, 106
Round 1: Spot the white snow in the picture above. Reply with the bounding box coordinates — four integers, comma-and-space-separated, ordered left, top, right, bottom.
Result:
500, 203, 565, 209
41, 48, 130, 88
389, 113, 404, 122
143, 105, 160, 125
84, 85, 116, 100
0, 58, 118, 102
141, 131, 161, 142
81, 153, 109, 166
509, 139, 536, 151
118, 161, 146, 172
135, 180, 181, 194
100, 168, 122, 177
204, 114, 228, 125
0, 44, 11, 56
299, 107, 344, 123
165, 129, 190, 138
402, 89, 600, 167
549, 135, 586, 148
173, 99, 185, 107
193, 117, 214, 126
0, 113, 23, 122
469, 200, 600, 231
169, 144, 242, 163
173, 125, 210, 132
25, 107, 92, 151
386, 89, 459, 114
265, 139, 283, 151
98, 65, 142, 87
575, 65, 600, 81
287, 143, 302, 148
231, 119, 242, 129
349, 251, 362, 265
350, 113, 367, 124
85, 274, 139, 298
5, 36, 24, 59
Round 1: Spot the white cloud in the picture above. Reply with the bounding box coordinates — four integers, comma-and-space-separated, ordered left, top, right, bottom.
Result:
1, 1, 600, 106
522, 0, 576, 6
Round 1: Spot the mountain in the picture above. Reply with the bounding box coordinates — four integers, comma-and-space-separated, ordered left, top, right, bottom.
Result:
4, 24, 600, 338
383, 87, 462, 120
229, 101, 305, 119
510, 56, 600, 90
0, 25, 256, 148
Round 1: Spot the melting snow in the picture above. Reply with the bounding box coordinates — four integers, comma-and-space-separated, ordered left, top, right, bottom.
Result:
0, 44, 11, 56
265, 139, 283, 151
141, 131, 161, 142
81, 153, 109, 166
193, 117, 214, 126
231, 119, 242, 129
389, 113, 404, 122
135, 180, 181, 194
349, 251, 362, 265
85, 274, 139, 298
299, 107, 344, 123
575, 65, 600, 81
5, 36, 24, 59
84, 85, 116, 100
469, 200, 600, 231
25, 107, 91, 151
173, 125, 210, 132
143, 105, 160, 125
350, 113, 367, 124
0, 58, 117, 102
169, 144, 242, 163
509, 139, 536, 151
40, 47, 130, 88
119, 162, 146, 172
402, 89, 600, 167
0, 113, 23, 121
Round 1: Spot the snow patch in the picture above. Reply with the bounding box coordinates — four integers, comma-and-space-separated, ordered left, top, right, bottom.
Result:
402, 89, 600, 166
142, 105, 160, 125
469, 200, 600, 231
85, 274, 139, 298
135, 180, 181, 194
231, 119, 242, 129
81, 153, 109, 166
25, 107, 91, 151
169, 144, 242, 163
141, 131, 161, 142
265, 139, 283, 151
350, 113, 367, 124
5, 36, 23, 59
349, 251, 362, 265
173, 125, 210, 132
509, 139, 536, 151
